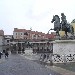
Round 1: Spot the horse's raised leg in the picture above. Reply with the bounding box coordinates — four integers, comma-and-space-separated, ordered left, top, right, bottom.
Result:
56, 29, 60, 40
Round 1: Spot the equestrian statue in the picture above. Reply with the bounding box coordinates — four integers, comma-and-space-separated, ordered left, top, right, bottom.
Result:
50, 13, 74, 39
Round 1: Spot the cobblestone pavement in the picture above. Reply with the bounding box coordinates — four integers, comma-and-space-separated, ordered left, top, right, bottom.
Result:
21, 53, 75, 75
0, 54, 61, 75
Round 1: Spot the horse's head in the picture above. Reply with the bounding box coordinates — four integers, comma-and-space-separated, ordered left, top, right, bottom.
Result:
51, 15, 55, 23
51, 15, 60, 23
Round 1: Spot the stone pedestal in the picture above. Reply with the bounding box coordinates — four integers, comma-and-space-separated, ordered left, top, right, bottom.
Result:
52, 40, 75, 63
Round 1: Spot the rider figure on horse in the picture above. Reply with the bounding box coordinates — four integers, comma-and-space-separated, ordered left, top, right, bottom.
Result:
51, 13, 74, 39
61, 13, 67, 25
61, 13, 69, 30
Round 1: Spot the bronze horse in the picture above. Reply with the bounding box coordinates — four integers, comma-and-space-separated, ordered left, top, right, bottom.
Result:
51, 15, 74, 39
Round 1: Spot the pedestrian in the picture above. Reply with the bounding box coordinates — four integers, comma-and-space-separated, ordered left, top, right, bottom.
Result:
3, 50, 5, 53
5, 51, 9, 58
0, 52, 3, 59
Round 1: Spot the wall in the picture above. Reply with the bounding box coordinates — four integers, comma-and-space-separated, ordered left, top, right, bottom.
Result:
0, 36, 4, 52
0, 36, 4, 46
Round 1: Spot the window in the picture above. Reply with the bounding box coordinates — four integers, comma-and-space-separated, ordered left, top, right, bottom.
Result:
24, 32, 28, 35
16, 33, 17, 35
34, 35, 36, 37
21, 33, 22, 35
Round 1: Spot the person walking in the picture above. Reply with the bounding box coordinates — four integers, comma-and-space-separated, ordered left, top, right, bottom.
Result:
3, 50, 5, 53
5, 51, 9, 58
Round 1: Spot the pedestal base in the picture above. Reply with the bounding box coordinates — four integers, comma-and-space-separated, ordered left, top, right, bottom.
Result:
52, 40, 75, 63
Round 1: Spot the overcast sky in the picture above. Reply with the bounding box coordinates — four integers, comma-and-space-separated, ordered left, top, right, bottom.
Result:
0, 0, 75, 35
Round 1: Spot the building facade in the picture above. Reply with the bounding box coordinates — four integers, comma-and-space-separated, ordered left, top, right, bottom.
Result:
0, 30, 4, 36
0, 30, 4, 52
13, 28, 54, 41
4, 35, 13, 45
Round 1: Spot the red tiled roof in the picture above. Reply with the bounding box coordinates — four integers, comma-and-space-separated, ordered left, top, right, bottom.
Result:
14, 29, 25, 32
14, 28, 45, 35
